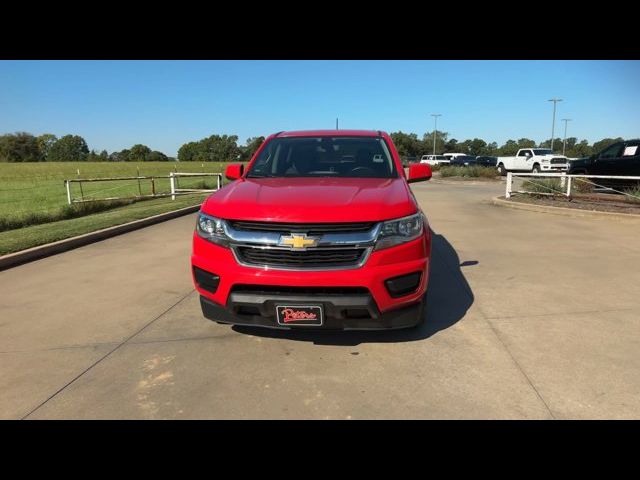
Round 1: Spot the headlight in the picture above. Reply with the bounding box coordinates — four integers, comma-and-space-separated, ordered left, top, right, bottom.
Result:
374, 212, 425, 251
542, 159, 550, 163
196, 213, 230, 247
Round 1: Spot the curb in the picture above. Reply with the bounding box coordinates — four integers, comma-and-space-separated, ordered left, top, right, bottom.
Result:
491, 196, 640, 221
0, 205, 201, 271
430, 178, 504, 186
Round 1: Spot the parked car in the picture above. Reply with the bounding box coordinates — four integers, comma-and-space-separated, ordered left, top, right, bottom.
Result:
442, 153, 467, 162
475, 156, 498, 167
420, 154, 450, 166
192, 130, 433, 330
449, 155, 477, 166
568, 139, 640, 189
496, 148, 569, 175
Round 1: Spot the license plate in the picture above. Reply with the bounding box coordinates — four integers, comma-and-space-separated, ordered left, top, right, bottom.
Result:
276, 305, 323, 326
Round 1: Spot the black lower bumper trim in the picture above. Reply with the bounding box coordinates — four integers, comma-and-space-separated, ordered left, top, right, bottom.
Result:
199, 292, 424, 330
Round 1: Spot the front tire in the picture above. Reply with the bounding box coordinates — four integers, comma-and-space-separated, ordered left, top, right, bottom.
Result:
498, 163, 507, 176
532, 164, 541, 173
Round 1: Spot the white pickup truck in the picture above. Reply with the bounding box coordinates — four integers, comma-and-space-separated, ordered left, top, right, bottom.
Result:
420, 154, 450, 166
496, 148, 569, 176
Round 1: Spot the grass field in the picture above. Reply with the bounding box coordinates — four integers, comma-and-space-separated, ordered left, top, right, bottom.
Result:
0, 162, 229, 222
0, 161, 233, 255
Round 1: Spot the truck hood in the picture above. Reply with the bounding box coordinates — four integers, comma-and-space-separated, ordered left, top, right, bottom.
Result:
201, 177, 418, 223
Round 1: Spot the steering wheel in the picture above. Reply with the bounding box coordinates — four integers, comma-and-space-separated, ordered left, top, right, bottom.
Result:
349, 166, 376, 175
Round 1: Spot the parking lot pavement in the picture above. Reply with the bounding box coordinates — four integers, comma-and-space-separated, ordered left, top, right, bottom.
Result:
1, 181, 639, 419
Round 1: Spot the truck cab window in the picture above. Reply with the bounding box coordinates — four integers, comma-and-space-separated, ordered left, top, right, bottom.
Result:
600, 143, 624, 159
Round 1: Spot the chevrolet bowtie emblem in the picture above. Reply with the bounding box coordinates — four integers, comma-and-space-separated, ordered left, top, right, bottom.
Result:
279, 233, 319, 249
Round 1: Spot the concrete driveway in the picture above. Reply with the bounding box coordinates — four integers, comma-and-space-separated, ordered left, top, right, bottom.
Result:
1, 180, 639, 419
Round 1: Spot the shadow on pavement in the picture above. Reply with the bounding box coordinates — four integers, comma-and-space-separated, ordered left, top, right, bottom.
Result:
232, 233, 474, 346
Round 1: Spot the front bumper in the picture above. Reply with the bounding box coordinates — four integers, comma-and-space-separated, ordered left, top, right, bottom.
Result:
199, 291, 424, 330
191, 230, 431, 330
541, 164, 568, 171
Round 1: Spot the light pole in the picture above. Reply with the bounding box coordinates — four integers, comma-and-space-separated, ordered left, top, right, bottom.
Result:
548, 98, 562, 151
561, 118, 572, 156
431, 114, 441, 155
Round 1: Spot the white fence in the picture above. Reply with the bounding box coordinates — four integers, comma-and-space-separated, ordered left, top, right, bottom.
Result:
64, 172, 223, 205
169, 172, 222, 200
505, 172, 640, 201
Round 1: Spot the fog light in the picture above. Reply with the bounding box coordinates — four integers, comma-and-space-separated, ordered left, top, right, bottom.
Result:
193, 266, 220, 293
385, 272, 422, 298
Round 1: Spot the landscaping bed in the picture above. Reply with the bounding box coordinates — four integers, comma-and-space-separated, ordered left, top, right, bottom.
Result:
505, 193, 640, 215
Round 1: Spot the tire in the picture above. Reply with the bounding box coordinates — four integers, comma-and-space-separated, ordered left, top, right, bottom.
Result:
532, 164, 541, 173
498, 163, 507, 176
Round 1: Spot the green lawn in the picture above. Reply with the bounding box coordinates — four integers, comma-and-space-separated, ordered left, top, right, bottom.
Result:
0, 194, 208, 255
0, 161, 234, 256
0, 161, 228, 223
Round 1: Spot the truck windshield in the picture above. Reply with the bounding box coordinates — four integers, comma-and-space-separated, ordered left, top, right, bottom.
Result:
247, 137, 398, 179
533, 149, 553, 155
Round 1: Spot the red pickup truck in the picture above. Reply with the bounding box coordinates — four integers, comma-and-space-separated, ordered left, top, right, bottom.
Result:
191, 130, 433, 330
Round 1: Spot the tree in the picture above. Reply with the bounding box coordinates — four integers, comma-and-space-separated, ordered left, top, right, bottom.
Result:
498, 139, 519, 156
241, 136, 265, 161
468, 138, 488, 156
390, 131, 421, 157
421, 130, 448, 155
146, 150, 169, 162
37, 134, 58, 160
177, 141, 200, 162
129, 144, 152, 162
99, 150, 109, 160
538, 138, 563, 150
177, 134, 241, 162
48, 135, 89, 162
569, 139, 592, 158
591, 137, 624, 155
0, 132, 42, 162
517, 138, 537, 149
86, 149, 102, 162
444, 138, 459, 153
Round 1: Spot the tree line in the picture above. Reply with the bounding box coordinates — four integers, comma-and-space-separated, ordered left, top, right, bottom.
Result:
0, 130, 626, 163
0, 131, 266, 163
0, 132, 174, 163
390, 131, 625, 159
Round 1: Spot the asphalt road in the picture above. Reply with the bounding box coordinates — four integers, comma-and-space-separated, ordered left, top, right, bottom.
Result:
2, 179, 640, 419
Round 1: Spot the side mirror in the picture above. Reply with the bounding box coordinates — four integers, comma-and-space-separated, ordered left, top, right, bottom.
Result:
225, 163, 244, 181
407, 163, 432, 183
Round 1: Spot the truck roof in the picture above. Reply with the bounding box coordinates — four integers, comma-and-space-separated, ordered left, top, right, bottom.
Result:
276, 129, 382, 138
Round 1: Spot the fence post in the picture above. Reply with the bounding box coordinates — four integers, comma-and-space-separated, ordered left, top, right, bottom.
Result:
65, 180, 72, 205
217, 174, 221, 190
151, 177, 156, 197
506, 172, 512, 199
566, 176, 572, 198
136, 167, 142, 196
170, 172, 176, 201
560, 172, 566, 189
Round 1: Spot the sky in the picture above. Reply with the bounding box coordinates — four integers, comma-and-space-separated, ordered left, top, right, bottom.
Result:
1, 60, 639, 157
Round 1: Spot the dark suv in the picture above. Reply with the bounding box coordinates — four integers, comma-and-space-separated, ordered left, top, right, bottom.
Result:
449, 155, 477, 167
568, 139, 640, 188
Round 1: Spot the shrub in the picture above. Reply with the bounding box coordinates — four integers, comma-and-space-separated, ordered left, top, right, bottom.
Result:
439, 165, 499, 178
522, 178, 564, 196
624, 186, 640, 203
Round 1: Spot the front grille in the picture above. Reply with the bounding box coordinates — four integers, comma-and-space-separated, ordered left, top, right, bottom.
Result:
228, 220, 375, 235
551, 157, 566, 164
230, 285, 369, 295
235, 246, 367, 269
